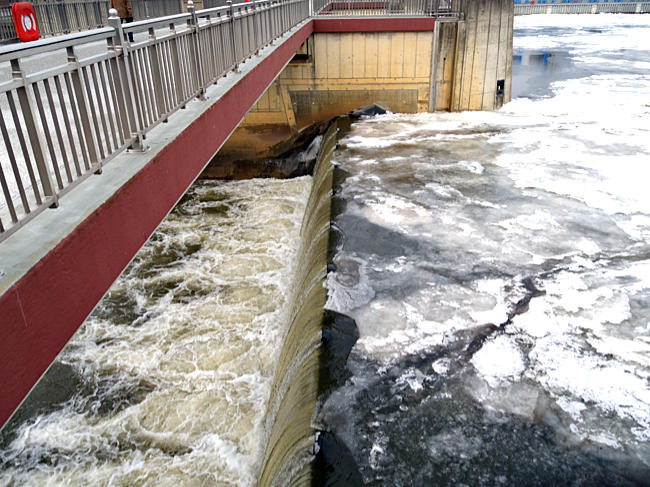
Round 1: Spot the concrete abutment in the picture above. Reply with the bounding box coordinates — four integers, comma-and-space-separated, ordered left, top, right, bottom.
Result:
212, 0, 513, 163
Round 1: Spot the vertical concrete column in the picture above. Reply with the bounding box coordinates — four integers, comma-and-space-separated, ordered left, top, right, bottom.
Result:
446, 0, 513, 112
430, 20, 460, 111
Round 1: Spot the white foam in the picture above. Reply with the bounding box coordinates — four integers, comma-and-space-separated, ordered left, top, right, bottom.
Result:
616, 214, 650, 243
468, 279, 510, 326
395, 367, 427, 393
326, 254, 376, 313
529, 340, 650, 429
432, 358, 452, 376
515, 14, 650, 53
362, 193, 432, 230
456, 160, 485, 175
345, 135, 399, 149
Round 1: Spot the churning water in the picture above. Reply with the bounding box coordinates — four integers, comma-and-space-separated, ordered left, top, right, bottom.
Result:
321, 14, 650, 486
0, 177, 311, 485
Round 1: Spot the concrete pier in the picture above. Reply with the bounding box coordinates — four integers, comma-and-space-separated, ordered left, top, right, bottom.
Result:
447, 0, 513, 111
215, 0, 513, 161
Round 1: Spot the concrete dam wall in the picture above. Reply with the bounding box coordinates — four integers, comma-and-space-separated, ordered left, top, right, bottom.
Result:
214, 0, 514, 162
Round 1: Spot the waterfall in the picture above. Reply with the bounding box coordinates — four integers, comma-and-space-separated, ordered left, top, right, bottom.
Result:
257, 123, 337, 486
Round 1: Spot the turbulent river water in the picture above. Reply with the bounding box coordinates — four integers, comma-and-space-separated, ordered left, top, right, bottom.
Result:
2, 13, 650, 487
0, 178, 312, 485
321, 14, 650, 487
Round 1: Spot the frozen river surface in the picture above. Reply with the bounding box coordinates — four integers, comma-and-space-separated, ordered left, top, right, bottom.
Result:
322, 14, 650, 486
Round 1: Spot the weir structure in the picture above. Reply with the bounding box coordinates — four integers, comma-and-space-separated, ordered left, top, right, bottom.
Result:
215, 0, 514, 161
0, 0, 513, 477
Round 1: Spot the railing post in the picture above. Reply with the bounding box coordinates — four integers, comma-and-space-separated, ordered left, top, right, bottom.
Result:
187, 0, 207, 99
108, 8, 147, 151
270, 0, 275, 41
66, 46, 105, 172
227, 0, 238, 70
57, 0, 70, 33
147, 26, 168, 118
252, 1, 260, 54
94, 0, 103, 28
168, 20, 188, 107
10, 59, 59, 208
263, 0, 270, 42
272, 0, 282, 40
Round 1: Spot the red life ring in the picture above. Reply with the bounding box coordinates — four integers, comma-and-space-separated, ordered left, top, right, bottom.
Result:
12, 2, 40, 42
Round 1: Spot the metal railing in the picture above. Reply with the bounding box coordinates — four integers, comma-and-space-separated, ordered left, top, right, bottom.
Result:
315, 0, 461, 16
514, 0, 650, 14
0, 6, 14, 41
203, 0, 230, 7
0, 0, 185, 43
132, 0, 185, 19
0, 0, 309, 240
34, 0, 108, 36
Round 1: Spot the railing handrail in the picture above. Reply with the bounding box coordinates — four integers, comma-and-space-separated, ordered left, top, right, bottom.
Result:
514, 0, 650, 13
514, 0, 650, 3
0, 0, 453, 54
0, 0, 264, 54
0, 27, 114, 61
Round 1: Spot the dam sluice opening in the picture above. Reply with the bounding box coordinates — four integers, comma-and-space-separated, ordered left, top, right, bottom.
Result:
2, 14, 650, 487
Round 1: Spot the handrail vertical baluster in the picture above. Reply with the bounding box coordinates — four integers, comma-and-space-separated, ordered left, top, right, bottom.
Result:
53, 75, 83, 177
67, 47, 101, 168
188, 0, 207, 99
108, 9, 146, 150
11, 59, 59, 208
0, 110, 24, 220
148, 26, 169, 117
168, 21, 186, 107
227, 1, 238, 69
253, 1, 260, 53
7, 90, 45, 205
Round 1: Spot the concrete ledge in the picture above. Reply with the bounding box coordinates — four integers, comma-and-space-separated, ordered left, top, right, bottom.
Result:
0, 20, 314, 427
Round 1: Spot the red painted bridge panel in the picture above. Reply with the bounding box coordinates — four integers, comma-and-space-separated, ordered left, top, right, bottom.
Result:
313, 17, 435, 32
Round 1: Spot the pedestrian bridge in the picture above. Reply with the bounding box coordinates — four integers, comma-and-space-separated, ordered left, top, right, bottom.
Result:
0, 0, 511, 428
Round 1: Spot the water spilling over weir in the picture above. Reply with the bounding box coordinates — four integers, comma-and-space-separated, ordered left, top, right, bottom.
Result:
256, 125, 337, 486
